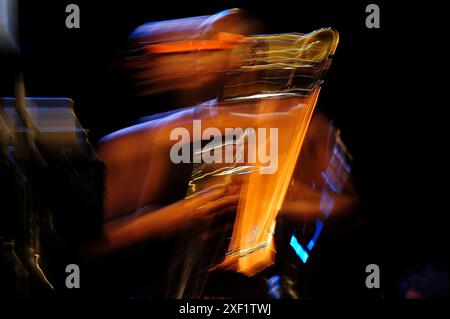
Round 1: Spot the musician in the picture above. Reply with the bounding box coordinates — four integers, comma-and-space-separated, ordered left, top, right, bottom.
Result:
82, 10, 358, 299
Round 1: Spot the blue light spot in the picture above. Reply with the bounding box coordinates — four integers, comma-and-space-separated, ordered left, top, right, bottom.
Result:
321, 171, 338, 193
306, 239, 315, 251
290, 235, 309, 263
267, 275, 281, 299
307, 220, 324, 251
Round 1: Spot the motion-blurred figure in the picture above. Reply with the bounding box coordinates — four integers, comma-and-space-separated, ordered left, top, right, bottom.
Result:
83, 9, 358, 299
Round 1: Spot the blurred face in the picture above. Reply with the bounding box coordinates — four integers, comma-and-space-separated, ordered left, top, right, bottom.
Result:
126, 9, 258, 102
130, 42, 247, 94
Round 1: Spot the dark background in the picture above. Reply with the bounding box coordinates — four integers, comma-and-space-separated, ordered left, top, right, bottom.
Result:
1, 0, 446, 298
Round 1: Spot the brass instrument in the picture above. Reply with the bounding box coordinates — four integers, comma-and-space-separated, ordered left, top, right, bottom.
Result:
172, 29, 339, 297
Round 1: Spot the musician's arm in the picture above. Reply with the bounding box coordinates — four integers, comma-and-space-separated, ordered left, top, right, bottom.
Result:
279, 180, 359, 225
280, 196, 356, 220
82, 185, 238, 259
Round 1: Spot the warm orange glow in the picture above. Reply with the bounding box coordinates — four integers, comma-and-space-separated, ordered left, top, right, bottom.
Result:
213, 90, 320, 275
145, 32, 246, 54
204, 29, 340, 276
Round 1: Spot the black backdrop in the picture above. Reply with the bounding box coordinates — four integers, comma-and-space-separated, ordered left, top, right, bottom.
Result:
1, 0, 446, 298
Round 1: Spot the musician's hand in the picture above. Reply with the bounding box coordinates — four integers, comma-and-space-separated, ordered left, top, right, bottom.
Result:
182, 184, 239, 224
